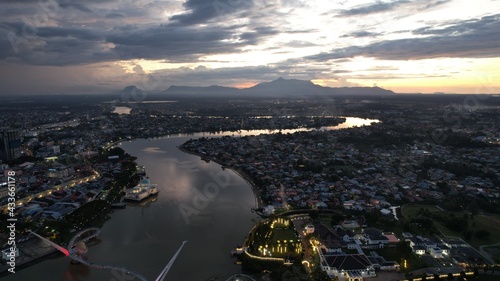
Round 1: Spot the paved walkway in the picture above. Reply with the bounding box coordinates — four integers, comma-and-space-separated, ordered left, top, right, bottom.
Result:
479, 242, 500, 264
0, 238, 57, 274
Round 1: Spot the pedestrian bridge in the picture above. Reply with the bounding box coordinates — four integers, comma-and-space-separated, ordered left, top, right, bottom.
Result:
30, 229, 186, 281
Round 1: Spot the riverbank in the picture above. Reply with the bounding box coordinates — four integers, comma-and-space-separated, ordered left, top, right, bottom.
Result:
0, 157, 138, 276
178, 145, 263, 209
0, 239, 59, 277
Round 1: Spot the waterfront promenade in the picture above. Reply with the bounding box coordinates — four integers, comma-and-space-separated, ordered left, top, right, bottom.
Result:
0, 238, 58, 275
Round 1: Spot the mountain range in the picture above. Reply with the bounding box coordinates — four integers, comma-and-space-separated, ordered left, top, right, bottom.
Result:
118, 78, 395, 99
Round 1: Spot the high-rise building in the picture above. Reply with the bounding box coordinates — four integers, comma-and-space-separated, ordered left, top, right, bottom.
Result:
0, 130, 22, 161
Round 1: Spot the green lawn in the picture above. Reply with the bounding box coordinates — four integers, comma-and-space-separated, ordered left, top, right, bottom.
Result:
376, 246, 427, 272
401, 204, 440, 218
483, 246, 500, 264
472, 215, 500, 247
401, 204, 500, 249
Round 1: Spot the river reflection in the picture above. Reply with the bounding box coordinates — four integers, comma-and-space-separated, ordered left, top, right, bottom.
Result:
112, 106, 132, 115
157, 117, 379, 138
5, 117, 378, 281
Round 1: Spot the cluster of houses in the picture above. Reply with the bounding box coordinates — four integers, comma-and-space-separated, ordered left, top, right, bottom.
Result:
0, 160, 125, 243
404, 234, 486, 267
406, 234, 449, 258
17, 183, 103, 221
296, 218, 490, 281
181, 121, 499, 219
301, 221, 400, 281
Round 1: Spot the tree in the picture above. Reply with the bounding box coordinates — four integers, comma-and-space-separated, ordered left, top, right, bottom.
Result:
447, 272, 454, 281
330, 212, 345, 225
468, 200, 479, 217
310, 267, 330, 281
309, 210, 319, 221
108, 146, 125, 156
396, 241, 412, 259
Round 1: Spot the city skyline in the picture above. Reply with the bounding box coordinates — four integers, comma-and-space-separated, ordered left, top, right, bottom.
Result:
1, 0, 500, 95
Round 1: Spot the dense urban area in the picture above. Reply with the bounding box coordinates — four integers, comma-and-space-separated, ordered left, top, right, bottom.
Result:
1, 94, 499, 281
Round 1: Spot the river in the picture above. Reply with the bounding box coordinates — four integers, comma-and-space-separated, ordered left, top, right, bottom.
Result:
4, 117, 378, 281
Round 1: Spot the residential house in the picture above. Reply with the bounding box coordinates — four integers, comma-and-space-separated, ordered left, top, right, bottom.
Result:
321, 254, 376, 281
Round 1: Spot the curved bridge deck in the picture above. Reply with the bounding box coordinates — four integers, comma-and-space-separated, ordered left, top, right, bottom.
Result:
67, 228, 147, 281
30, 229, 187, 281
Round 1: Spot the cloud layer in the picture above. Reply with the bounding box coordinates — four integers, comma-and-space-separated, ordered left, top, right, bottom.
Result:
0, 0, 499, 94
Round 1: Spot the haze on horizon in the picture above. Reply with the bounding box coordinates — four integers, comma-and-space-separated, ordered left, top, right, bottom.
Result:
0, 0, 499, 96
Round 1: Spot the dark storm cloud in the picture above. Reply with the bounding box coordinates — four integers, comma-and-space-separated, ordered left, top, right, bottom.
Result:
0, 0, 117, 3
332, 70, 351, 74
1, 22, 250, 65
59, 3, 93, 13
169, 0, 248, 25
107, 25, 228, 48
36, 26, 103, 40
106, 12, 126, 19
412, 15, 498, 36
339, 0, 409, 16
307, 15, 500, 61
0, 0, 283, 66
338, 0, 452, 16
239, 27, 280, 44
0, 0, 119, 4
106, 24, 253, 62
24, 37, 116, 65
168, 0, 286, 26
0, 22, 112, 65
341, 31, 381, 38
169, 0, 218, 25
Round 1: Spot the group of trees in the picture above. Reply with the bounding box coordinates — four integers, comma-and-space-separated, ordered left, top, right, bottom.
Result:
402, 209, 440, 236
407, 208, 491, 241
442, 194, 499, 215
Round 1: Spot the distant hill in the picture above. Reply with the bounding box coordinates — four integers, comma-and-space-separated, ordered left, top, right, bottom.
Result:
155, 78, 395, 98
243, 77, 325, 97
114, 86, 147, 102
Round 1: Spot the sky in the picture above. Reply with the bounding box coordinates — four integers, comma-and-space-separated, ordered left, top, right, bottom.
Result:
0, 0, 499, 95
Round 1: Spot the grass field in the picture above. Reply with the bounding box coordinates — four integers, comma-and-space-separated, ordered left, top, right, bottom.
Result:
483, 246, 500, 264
376, 246, 427, 272
401, 204, 500, 249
